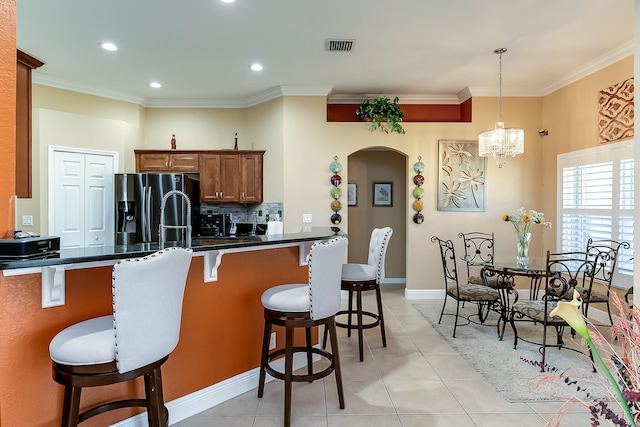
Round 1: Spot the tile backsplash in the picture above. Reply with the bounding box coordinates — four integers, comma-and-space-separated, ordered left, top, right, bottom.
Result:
199, 202, 283, 224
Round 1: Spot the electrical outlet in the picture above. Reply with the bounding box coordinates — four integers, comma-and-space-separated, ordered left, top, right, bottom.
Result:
302, 214, 312, 223
269, 332, 276, 350
22, 215, 33, 226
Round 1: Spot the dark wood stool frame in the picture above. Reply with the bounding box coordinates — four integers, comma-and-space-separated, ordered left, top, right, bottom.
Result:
52, 355, 169, 426
326, 278, 386, 362
258, 308, 345, 427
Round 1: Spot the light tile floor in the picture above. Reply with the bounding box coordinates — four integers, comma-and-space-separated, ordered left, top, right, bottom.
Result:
172, 284, 594, 427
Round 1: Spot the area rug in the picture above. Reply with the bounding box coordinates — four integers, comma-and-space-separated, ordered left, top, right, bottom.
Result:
413, 300, 612, 403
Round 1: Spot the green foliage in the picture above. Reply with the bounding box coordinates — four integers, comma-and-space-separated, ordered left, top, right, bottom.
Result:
355, 96, 405, 134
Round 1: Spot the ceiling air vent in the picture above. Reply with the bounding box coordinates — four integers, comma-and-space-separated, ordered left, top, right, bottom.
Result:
325, 39, 355, 52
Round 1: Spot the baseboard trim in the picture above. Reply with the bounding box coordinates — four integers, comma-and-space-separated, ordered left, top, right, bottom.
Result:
404, 288, 445, 300
109, 352, 311, 427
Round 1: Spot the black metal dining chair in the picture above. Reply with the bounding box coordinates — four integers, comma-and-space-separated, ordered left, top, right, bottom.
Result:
458, 232, 495, 286
432, 236, 500, 338
509, 250, 599, 371
575, 238, 630, 325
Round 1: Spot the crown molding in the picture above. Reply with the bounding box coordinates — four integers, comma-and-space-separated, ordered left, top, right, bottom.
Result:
32, 40, 633, 108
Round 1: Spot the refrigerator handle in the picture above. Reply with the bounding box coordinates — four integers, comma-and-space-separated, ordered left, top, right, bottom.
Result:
141, 186, 147, 242
146, 186, 153, 242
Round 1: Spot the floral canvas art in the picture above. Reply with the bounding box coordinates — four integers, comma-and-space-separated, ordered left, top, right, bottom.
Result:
437, 140, 487, 212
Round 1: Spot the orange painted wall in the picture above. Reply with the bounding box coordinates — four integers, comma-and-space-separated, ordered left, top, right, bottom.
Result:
0, 1, 16, 238
0, 247, 307, 426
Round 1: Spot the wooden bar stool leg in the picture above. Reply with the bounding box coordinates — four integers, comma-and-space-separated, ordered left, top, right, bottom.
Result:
257, 321, 272, 398
306, 326, 313, 377
328, 318, 345, 409
346, 289, 354, 337
61, 385, 81, 427
376, 286, 386, 347
145, 367, 167, 427
356, 289, 364, 362
284, 324, 295, 427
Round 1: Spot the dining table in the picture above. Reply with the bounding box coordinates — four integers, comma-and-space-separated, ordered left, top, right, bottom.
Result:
471, 257, 548, 339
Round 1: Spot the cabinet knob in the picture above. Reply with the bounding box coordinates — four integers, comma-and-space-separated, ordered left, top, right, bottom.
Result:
168, 161, 172, 168
165, 161, 169, 167
241, 192, 245, 200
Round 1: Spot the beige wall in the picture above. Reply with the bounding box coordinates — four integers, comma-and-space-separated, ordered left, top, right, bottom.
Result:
540, 56, 634, 255
22, 54, 633, 291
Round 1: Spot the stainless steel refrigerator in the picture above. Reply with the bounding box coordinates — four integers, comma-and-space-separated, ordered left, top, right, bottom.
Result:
115, 173, 200, 245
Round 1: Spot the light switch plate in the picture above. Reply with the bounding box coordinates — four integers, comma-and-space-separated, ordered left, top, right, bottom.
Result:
22, 215, 33, 226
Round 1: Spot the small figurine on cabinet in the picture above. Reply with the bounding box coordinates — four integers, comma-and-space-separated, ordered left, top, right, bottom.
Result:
171, 134, 177, 150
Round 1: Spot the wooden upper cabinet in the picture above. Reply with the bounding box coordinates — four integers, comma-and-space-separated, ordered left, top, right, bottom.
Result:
239, 153, 263, 203
198, 151, 264, 204
135, 150, 199, 172
16, 50, 45, 198
136, 150, 264, 204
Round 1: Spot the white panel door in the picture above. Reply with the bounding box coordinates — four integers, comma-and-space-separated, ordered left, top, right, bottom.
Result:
51, 149, 115, 249
53, 151, 85, 249
85, 154, 114, 247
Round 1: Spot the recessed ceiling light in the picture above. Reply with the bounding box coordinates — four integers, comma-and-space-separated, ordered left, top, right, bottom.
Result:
221, 0, 236, 3
100, 42, 118, 51
149, 82, 162, 88
250, 63, 263, 71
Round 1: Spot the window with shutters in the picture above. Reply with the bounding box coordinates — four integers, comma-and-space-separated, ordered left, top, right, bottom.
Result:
557, 140, 634, 289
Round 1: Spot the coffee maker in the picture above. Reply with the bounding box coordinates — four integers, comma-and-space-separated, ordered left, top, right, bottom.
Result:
199, 213, 232, 237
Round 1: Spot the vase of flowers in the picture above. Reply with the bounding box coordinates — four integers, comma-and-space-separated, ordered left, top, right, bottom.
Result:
502, 207, 552, 262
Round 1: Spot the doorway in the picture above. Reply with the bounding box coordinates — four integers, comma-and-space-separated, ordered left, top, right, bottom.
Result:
347, 148, 406, 281
48, 146, 117, 249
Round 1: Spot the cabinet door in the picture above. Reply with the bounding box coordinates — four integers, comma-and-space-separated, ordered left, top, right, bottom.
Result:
219, 154, 240, 202
239, 153, 263, 203
199, 154, 222, 203
168, 153, 199, 171
138, 153, 171, 171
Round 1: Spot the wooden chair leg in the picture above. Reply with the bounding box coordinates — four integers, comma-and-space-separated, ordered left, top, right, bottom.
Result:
61, 385, 81, 427
257, 321, 272, 398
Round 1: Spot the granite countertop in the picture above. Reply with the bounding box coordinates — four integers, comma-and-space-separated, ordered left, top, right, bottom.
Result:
0, 227, 344, 271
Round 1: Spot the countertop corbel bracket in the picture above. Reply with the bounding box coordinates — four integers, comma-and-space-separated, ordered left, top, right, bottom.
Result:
203, 241, 319, 283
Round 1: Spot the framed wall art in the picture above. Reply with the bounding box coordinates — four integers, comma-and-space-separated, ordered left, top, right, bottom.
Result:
437, 140, 487, 212
373, 182, 393, 207
347, 183, 357, 206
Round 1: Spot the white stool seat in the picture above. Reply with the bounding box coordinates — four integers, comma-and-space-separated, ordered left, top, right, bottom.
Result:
341, 263, 375, 282
261, 284, 308, 312
49, 315, 115, 366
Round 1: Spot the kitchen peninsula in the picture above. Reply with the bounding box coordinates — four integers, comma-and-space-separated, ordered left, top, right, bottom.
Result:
0, 227, 342, 426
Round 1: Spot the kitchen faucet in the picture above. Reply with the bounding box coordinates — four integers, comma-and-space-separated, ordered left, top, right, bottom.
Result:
159, 190, 192, 248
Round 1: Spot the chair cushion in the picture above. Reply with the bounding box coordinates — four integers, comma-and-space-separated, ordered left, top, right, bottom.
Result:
341, 263, 376, 282
468, 275, 500, 288
447, 284, 499, 301
512, 300, 562, 322
261, 284, 309, 313
49, 315, 116, 366
574, 286, 608, 302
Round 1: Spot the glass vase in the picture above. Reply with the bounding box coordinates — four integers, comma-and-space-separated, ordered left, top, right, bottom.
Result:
515, 232, 531, 264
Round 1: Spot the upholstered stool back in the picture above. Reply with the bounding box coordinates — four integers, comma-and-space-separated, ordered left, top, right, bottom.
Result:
112, 247, 193, 373
366, 226, 393, 284
309, 237, 349, 320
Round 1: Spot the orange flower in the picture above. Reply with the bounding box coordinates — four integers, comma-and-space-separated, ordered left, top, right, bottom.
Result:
522, 214, 531, 223
502, 214, 509, 221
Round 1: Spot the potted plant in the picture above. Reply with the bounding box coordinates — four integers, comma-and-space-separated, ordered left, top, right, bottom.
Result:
355, 96, 405, 134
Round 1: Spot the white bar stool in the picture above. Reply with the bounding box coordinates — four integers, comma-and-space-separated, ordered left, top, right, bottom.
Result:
257, 237, 348, 427
49, 247, 193, 427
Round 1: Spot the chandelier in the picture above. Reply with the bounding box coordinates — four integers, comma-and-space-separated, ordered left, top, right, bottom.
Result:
478, 48, 524, 168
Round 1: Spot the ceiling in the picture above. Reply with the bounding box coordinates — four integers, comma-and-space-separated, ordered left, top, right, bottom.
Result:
17, 0, 634, 108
